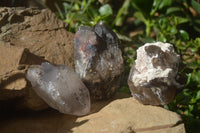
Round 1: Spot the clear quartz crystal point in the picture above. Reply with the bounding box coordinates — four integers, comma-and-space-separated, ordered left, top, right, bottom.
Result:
26, 62, 90, 116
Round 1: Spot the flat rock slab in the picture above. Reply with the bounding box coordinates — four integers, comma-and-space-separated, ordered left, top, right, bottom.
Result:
0, 93, 185, 133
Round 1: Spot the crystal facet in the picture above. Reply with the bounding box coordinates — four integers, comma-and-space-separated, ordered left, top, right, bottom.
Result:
74, 21, 124, 100
128, 42, 184, 105
26, 62, 90, 116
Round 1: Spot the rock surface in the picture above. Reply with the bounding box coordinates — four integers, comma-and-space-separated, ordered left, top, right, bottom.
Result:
0, 7, 74, 111
0, 41, 46, 104
74, 21, 124, 100
0, 0, 63, 12
128, 42, 184, 105
26, 62, 91, 116
0, 7, 74, 68
0, 93, 185, 133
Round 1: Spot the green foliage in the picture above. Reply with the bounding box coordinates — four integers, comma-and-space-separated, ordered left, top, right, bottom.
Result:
57, 0, 114, 32
131, 0, 200, 38
99, 4, 112, 16
191, 0, 200, 14
131, 0, 153, 18
113, 0, 130, 26
166, 70, 200, 132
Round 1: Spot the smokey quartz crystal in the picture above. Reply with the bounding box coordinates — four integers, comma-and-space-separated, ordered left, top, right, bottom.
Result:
74, 21, 124, 100
128, 42, 185, 105
26, 62, 90, 116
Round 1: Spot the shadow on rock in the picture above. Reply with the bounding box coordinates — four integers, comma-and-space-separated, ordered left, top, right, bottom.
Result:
0, 93, 131, 133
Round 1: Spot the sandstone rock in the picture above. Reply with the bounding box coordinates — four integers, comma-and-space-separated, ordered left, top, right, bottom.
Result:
0, 7, 74, 68
0, 93, 185, 133
0, 7, 74, 111
0, 0, 62, 12
72, 97, 185, 133
0, 42, 26, 92
26, 62, 91, 116
128, 42, 184, 105
74, 21, 124, 100
0, 42, 45, 98
0, 41, 48, 110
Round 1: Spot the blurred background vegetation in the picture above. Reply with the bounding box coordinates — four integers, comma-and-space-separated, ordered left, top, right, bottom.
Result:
3, 0, 200, 132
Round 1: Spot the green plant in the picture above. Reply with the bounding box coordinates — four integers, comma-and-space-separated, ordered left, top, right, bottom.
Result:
131, 0, 200, 38
56, 0, 113, 32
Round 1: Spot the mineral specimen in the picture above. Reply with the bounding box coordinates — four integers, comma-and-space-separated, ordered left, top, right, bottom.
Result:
74, 21, 124, 100
26, 62, 90, 116
128, 42, 184, 105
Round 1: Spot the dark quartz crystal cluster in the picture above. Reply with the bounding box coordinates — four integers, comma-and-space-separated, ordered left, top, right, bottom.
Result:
74, 21, 124, 100
128, 42, 184, 105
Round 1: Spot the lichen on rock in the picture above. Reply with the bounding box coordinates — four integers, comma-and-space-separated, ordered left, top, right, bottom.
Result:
128, 42, 184, 105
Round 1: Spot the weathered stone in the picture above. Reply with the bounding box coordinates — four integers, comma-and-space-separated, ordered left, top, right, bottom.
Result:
128, 42, 184, 105
0, 7, 74, 68
0, 0, 62, 12
74, 21, 124, 100
26, 62, 91, 116
0, 42, 45, 97
0, 41, 48, 111
0, 93, 185, 133
0, 42, 26, 91
72, 97, 185, 133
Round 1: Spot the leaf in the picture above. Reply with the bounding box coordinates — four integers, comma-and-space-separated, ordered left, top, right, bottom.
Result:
73, 13, 89, 23
176, 17, 190, 24
159, 0, 172, 9
191, 0, 200, 14
196, 91, 200, 100
131, 0, 154, 18
139, 36, 155, 43
115, 16, 123, 26
186, 73, 192, 87
179, 30, 189, 41
189, 105, 194, 112
150, 0, 161, 16
99, 4, 113, 16
166, 7, 182, 15
170, 26, 177, 34
134, 12, 147, 24
113, 0, 130, 26
158, 0, 173, 9
192, 70, 200, 83
116, 33, 132, 42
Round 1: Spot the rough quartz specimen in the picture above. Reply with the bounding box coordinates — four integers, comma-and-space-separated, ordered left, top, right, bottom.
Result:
26, 62, 90, 116
74, 21, 124, 100
128, 42, 184, 105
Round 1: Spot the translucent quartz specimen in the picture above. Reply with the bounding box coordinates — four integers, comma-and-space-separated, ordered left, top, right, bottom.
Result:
74, 21, 124, 100
26, 62, 90, 116
128, 42, 184, 105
